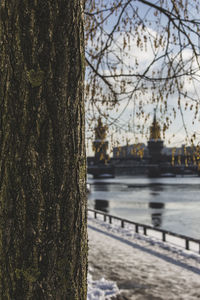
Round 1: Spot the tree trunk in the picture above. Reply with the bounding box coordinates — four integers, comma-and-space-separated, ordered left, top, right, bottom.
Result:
0, 1, 87, 299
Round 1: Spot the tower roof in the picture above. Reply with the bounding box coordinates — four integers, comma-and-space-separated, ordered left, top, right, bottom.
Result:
95, 117, 108, 140
150, 109, 161, 140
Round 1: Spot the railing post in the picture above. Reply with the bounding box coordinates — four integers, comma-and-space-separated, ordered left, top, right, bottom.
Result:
94, 212, 97, 219
143, 226, 147, 236
104, 215, 106, 222
135, 224, 138, 233
121, 220, 124, 228
162, 232, 166, 242
185, 239, 189, 250
109, 216, 112, 224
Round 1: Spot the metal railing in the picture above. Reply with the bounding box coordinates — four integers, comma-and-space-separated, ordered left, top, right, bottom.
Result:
88, 208, 200, 254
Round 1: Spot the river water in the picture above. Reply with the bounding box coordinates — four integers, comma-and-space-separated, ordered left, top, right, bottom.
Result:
87, 175, 200, 239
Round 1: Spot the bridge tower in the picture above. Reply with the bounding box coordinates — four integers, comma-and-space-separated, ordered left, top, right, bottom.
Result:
92, 117, 109, 164
148, 109, 163, 163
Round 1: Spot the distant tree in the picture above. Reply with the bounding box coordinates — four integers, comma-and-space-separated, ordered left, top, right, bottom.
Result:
85, 0, 200, 145
0, 1, 87, 299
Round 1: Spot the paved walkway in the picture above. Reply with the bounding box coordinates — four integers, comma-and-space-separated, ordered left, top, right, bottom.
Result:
88, 217, 200, 300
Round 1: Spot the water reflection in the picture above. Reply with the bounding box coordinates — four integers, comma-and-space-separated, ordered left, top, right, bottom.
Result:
148, 181, 165, 227
93, 183, 110, 192
94, 199, 109, 213
149, 202, 165, 227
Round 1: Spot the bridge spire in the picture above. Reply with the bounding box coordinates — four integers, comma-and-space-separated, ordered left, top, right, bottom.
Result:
148, 109, 164, 169
93, 117, 109, 164
150, 108, 161, 141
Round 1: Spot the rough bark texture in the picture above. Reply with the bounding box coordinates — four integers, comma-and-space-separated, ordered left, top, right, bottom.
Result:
0, 1, 87, 299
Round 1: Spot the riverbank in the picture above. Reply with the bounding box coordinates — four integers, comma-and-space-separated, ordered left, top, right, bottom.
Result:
88, 214, 200, 300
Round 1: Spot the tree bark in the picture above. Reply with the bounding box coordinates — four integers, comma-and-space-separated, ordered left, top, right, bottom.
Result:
0, 1, 87, 299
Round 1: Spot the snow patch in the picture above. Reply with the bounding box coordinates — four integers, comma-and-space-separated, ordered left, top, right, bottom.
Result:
87, 273, 119, 300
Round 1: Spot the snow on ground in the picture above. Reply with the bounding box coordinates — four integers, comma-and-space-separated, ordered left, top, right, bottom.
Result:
88, 212, 200, 300
87, 273, 119, 300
